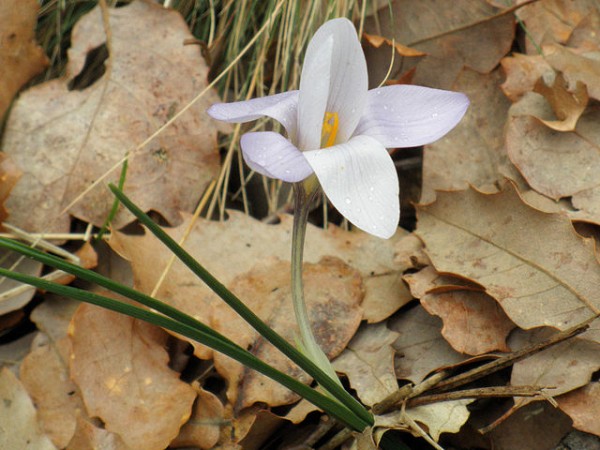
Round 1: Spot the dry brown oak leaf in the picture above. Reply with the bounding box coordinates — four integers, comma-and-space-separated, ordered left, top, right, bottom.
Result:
0, 0, 48, 121
2, 0, 221, 234
363, 0, 514, 89
69, 303, 196, 450
415, 184, 600, 343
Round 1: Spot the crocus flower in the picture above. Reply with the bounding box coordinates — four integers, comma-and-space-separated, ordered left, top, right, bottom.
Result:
208, 18, 469, 239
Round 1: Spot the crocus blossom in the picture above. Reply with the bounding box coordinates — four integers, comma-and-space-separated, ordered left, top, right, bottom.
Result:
208, 18, 469, 239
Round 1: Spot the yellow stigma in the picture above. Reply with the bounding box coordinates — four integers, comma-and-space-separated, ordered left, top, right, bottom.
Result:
320, 112, 339, 148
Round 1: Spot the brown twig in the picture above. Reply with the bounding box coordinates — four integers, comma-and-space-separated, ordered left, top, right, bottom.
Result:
407, 385, 550, 408
431, 317, 595, 394
372, 316, 595, 416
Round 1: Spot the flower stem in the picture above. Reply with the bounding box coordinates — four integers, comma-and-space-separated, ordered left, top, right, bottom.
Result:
291, 181, 342, 390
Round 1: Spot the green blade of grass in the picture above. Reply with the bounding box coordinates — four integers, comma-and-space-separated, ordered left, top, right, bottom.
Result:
109, 183, 374, 427
0, 266, 367, 431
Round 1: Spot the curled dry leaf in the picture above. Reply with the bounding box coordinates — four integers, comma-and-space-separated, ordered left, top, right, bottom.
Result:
170, 386, 224, 449
333, 322, 399, 406
421, 68, 510, 203
69, 303, 196, 450
557, 382, 600, 436
110, 210, 410, 361
3, 0, 221, 233
364, 0, 514, 89
404, 264, 514, 355
533, 72, 589, 131
212, 257, 362, 409
389, 305, 467, 384
501, 54, 554, 102
0, 368, 56, 450
415, 184, 600, 342
421, 290, 515, 355
362, 32, 426, 57
0, 0, 48, 120
544, 44, 600, 101
403, 265, 483, 299
515, 0, 598, 54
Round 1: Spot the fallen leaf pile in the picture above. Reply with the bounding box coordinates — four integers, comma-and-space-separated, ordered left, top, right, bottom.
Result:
2, 0, 600, 449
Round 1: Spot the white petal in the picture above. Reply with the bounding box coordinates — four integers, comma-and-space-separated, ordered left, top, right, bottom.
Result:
354, 85, 470, 147
240, 132, 313, 182
304, 135, 399, 239
297, 35, 333, 150
207, 91, 299, 139
298, 19, 368, 149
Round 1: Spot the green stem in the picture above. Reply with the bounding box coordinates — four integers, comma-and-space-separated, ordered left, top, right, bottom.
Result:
291, 183, 342, 389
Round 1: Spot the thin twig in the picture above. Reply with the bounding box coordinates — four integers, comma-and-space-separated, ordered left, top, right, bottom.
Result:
431, 317, 596, 394
407, 385, 550, 408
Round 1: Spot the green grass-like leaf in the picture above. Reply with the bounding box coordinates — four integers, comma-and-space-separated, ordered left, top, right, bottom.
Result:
108, 183, 374, 427
0, 254, 367, 431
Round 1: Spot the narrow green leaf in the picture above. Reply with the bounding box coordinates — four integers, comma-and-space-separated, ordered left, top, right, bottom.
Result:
109, 184, 374, 427
0, 266, 367, 431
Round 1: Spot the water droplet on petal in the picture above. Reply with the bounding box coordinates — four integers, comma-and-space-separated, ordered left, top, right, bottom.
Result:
371, 224, 377, 231
431, 112, 439, 118
356, 207, 362, 213
345, 197, 352, 204
285, 169, 291, 174
369, 186, 375, 192
383, 105, 388, 111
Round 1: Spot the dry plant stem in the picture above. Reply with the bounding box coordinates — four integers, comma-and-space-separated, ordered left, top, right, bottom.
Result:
407, 385, 549, 408
431, 317, 595, 394
291, 182, 341, 388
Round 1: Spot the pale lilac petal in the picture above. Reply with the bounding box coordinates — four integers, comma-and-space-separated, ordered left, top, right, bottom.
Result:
297, 35, 333, 150
298, 18, 368, 149
240, 132, 313, 182
354, 86, 470, 148
304, 135, 399, 239
207, 91, 299, 139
